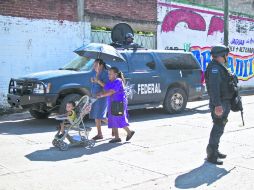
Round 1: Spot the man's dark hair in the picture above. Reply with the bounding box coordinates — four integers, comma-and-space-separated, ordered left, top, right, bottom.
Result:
95, 59, 107, 70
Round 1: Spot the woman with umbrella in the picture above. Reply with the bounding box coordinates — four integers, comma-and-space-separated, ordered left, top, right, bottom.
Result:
90, 59, 109, 140
97, 67, 135, 143
74, 43, 128, 141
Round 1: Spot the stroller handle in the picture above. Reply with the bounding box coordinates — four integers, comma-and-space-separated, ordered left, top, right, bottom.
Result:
89, 97, 97, 104
76, 95, 89, 106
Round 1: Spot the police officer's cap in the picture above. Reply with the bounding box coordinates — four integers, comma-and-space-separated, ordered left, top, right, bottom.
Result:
125, 33, 134, 39
211, 45, 230, 57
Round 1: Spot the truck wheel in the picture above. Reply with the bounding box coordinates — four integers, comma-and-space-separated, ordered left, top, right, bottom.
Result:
59, 94, 82, 114
29, 109, 50, 119
163, 87, 187, 114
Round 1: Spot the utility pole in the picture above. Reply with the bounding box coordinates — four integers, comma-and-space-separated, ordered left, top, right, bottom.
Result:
224, 0, 229, 46
77, 0, 85, 21
77, 0, 90, 45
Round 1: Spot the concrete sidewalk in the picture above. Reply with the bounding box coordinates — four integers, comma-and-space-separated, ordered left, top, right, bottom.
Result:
0, 96, 253, 190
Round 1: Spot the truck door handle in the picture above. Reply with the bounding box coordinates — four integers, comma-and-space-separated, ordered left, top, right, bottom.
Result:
152, 75, 159, 78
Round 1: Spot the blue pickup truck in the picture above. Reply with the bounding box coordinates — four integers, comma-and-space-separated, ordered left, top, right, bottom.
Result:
7, 49, 202, 119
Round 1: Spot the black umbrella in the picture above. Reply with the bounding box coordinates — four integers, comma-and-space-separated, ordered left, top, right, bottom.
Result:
74, 43, 126, 62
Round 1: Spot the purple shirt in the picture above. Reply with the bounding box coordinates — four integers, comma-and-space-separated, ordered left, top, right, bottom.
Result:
104, 78, 127, 103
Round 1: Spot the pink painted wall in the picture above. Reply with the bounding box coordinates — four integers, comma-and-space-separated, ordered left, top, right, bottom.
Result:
157, 1, 254, 87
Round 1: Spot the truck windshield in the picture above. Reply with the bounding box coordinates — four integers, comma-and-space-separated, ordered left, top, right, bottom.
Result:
61, 56, 94, 71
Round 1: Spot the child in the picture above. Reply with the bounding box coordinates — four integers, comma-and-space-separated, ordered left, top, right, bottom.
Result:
57, 101, 77, 138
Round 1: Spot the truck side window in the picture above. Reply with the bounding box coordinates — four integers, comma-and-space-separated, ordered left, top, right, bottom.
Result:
157, 53, 200, 70
107, 60, 128, 72
130, 53, 156, 72
106, 54, 129, 72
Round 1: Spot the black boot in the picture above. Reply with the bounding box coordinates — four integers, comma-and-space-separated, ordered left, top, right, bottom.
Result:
217, 151, 227, 159
206, 144, 223, 165
206, 156, 223, 165
217, 145, 227, 159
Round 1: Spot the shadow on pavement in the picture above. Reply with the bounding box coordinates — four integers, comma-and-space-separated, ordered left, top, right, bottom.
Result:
129, 104, 210, 123
0, 117, 94, 135
0, 118, 58, 135
175, 161, 234, 189
25, 142, 128, 162
0, 103, 209, 135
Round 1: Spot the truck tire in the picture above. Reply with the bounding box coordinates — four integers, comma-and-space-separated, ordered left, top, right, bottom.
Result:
163, 87, 187, 114
59, 94, 82, 114
29, 109, 50, 119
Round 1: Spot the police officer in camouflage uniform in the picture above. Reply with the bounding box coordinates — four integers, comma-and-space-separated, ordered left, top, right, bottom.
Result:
205, 45, 235, 165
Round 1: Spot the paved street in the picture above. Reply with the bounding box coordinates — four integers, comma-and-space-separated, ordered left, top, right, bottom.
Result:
0, 95, 253, 190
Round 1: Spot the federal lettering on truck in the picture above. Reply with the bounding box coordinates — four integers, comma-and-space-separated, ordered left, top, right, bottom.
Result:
137, 83, 161, 95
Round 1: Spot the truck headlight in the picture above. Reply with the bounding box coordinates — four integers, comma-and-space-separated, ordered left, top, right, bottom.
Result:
9, 81, 16, 94
9, 88, 14, 93
33, 83, 52, 94
33, 84, 45, 94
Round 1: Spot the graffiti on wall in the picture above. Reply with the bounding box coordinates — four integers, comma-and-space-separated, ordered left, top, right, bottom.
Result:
161, 9, 206, 32
157, 1, 254, 85
191, 46, 254, 81
161, 9, 224, 36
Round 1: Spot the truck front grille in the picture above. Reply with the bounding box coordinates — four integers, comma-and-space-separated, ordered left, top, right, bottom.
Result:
9, 79, 39, 95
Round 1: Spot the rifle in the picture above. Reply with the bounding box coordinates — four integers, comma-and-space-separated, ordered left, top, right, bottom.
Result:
230, 74, 245, 126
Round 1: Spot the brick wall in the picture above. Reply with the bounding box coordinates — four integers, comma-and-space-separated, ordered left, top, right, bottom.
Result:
85, 0, 157, 23
0, 0, 78, 21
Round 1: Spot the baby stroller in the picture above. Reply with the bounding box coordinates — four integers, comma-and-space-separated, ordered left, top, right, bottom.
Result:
52, 95, 96, 151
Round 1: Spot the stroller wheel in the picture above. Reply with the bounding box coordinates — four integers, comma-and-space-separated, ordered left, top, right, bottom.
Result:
81, 136, 87, 142
58, 141, 68, 151
82, 139, 88, 147
52, 139, 59, 147
87, 139, 95, 148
